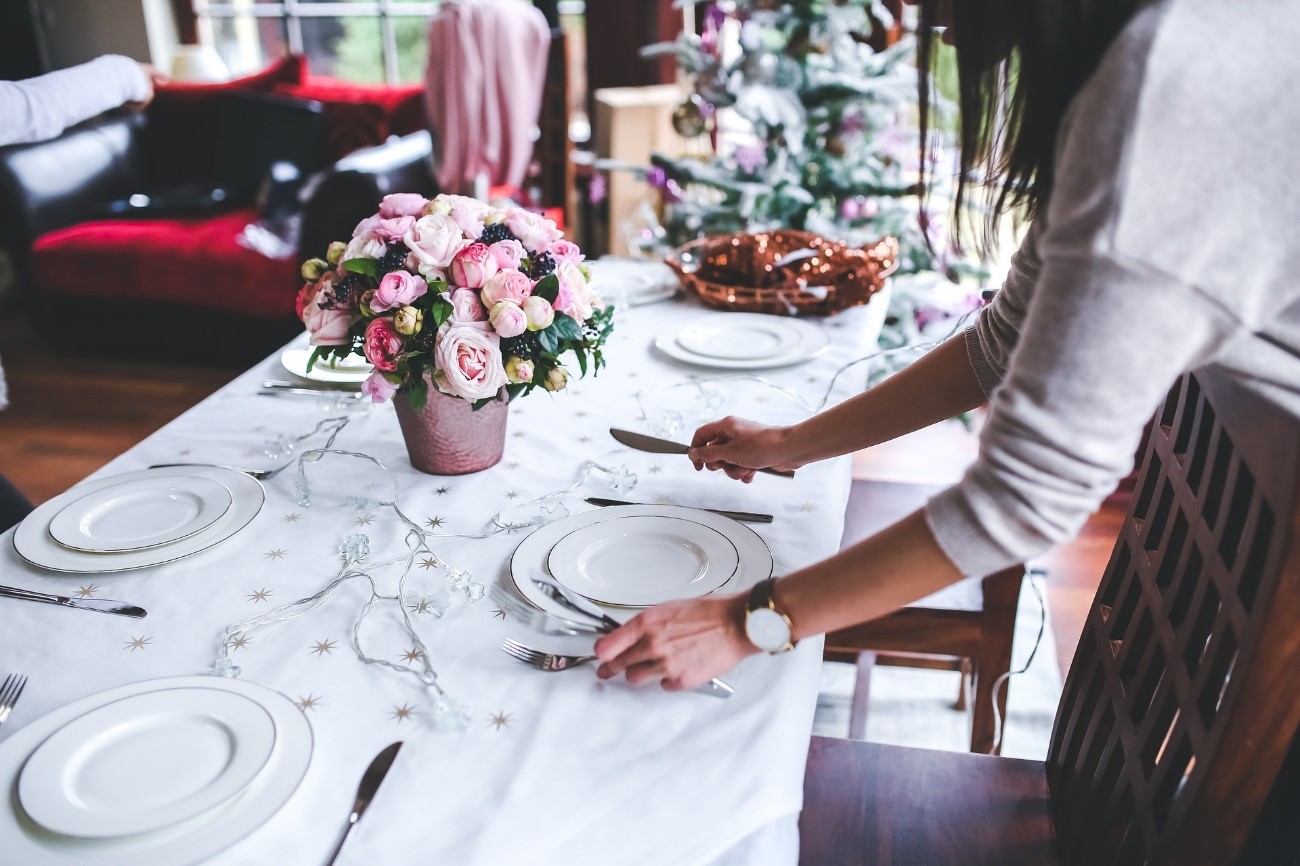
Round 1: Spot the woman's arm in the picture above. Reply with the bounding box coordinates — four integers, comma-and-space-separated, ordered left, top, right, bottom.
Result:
0, 56, 152, 148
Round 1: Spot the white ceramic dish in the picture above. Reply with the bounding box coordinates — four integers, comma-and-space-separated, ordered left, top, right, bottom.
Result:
546, 515, 739, 607
653, 314, 829, 370
47, 476, 232, 554
0, 676, 311, 866
13, 467, 264, 574
509, 505, 773, 624
588, 258, 680, 307
19, 688, 277, 839
279, 346, 372, 386
675, 317, 804, 361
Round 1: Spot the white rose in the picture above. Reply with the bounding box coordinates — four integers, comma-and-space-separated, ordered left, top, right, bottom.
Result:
344, 233, 386, 261
557, 261, 595, 322
403, 214, 469, 271
434, 323, 509, 402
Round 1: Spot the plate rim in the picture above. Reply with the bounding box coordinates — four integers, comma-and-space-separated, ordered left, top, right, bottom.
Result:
675, 318, 804, 362
654, 315, 830, 370
12, 467, 265, 574
0, 675, 312, 866
17, 687, 278, 839
279, 346, 372, 385
46, 475, 234, 555
545, 514, 740, 607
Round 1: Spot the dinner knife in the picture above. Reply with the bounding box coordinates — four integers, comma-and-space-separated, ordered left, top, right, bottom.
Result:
585, 497, 774, 524
609, 428, 795, 478
0, 585, 146, 618
324, 741, 404, 866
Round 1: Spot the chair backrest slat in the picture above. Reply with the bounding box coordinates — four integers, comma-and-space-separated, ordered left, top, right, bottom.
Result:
1046, 369, 1300, 865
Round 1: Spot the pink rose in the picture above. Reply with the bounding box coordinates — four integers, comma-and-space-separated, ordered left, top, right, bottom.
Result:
373, 215, 416, 243
481, 269, 533, 307
556, 261, 595, 321
363, 318, 404, 372
344, 233, 386, 261
296, 281, 320, 320
435, 324, 508, 402
353, 214, 382, 236
548, 239, 584, 265
361, 371, 399, 403
489, 301, 528, 339
371, 270, 428, 313
450, 203, 487, 240
379, 193, 429, 219
304, 299, 352, 346
505, 208, 563, 253
488, 239, 526, 271
449, 243, 499, 289
403, 214, 469, 273
447, 288, 487, 325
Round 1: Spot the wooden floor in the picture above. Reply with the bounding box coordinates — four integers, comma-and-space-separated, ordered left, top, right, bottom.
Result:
0, 303, 1118, 678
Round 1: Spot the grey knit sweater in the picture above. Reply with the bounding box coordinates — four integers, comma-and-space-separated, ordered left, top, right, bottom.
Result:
924, 0, 1300, 577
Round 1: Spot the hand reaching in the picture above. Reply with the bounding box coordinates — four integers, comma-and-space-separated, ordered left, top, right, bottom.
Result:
688, 416, 804, 483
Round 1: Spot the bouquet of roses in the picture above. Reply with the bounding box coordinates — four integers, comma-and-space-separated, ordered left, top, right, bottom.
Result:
297, 193, 613, 408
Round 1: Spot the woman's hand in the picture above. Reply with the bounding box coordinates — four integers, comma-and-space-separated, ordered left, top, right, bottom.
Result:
688, 416, 805, 483
594, 594, 758, 691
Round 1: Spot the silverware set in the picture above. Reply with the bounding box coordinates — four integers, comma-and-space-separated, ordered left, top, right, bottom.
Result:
0, 585, 146, 619
0, 674, 27, 727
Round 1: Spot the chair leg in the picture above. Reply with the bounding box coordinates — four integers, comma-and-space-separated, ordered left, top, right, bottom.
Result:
969, 566, 1024, 755
955, 658, 971, 711
847, 651, 876, 741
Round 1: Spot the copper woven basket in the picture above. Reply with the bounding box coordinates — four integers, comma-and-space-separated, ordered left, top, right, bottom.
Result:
665, 230, 899, 317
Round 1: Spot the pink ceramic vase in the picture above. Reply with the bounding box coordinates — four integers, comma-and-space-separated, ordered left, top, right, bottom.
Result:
393, 385, 509, 475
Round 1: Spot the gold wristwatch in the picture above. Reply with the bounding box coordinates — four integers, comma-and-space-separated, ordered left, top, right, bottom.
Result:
745, 578, 795, 654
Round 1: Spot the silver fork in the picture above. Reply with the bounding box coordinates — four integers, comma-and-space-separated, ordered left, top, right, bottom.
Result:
502, 639, 596, 672
0, 674, 28, 726
147, 462, 279, 480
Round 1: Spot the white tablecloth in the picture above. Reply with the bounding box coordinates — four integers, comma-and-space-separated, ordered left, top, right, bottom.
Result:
0, 296, 883, 865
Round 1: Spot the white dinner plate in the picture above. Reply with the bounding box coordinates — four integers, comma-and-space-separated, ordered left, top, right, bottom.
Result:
13, 467, 264, 574
279, 346, 372, 386
675, 316, 804, 361
653, 314, 829, 370
18, 688, 277, 839
47, 475, 232, 554
588, 258, 680, 307
546, 515, 739, 607
0, 676, 311, 866
509, 505, 773, 624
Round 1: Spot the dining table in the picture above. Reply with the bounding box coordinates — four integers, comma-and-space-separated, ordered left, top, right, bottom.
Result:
0, 286, 889, 866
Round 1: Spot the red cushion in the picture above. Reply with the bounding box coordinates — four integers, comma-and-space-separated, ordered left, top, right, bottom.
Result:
31, 210, 300, 319
274, 76, 426, 162
142, 56, 307, 188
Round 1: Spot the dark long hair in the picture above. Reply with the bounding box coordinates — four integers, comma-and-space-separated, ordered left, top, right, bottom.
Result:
917, 0, 1141, 256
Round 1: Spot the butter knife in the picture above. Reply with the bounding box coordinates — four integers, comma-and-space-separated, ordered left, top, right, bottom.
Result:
324, 741, 403, 866
585, 497, 773, 524
0, 585, 146, 618
609, 428, 795, 478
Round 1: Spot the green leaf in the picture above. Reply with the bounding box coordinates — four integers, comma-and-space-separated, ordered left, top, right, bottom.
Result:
342, 258, 380, 278
404, 377, 429, 411
548, 313, 581, 341
533, 274, 560, 303
305, 346, 326, 373
470, 396, 495, 412
537, 327, 560, 354
429, 297, 454, 329
575, 347, 588, 377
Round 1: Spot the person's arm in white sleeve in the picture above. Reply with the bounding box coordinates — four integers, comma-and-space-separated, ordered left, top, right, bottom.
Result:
0, 55, 152, 148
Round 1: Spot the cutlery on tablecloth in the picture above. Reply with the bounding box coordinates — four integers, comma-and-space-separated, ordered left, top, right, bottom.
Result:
0, 585, 146, 619
260, 381, 364, 399
529, 574, 734, 699
609, 428, 795, 478
0, 674, 27, 726
585, 497, 774, 524
148, 462, 280, 480
502, 639, 597, 672
324, 741, 403, 866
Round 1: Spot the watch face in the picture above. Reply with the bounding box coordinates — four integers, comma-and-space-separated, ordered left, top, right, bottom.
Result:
746, 607, 791, 653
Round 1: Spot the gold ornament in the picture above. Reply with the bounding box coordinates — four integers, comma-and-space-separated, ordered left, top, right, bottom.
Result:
672, 96, 710, 138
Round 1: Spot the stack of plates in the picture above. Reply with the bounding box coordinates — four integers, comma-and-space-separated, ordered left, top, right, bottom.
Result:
279, 347, 372, 387
654, 313, 829, 370
13, 467, 264, 573
0, 676, 312, 865
510, 505, 774, 618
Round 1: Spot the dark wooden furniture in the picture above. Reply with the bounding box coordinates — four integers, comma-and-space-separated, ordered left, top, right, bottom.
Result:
825, 479, 1024, 753
800, 368, 1300, 864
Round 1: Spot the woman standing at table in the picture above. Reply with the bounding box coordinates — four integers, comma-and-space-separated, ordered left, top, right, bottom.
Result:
595, 0, 1300, 687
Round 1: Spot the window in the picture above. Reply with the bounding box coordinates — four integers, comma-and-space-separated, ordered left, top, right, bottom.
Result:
194, 0, 441, 85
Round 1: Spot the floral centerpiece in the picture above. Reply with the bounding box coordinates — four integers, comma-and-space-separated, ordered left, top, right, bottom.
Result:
297, 193, 613, 473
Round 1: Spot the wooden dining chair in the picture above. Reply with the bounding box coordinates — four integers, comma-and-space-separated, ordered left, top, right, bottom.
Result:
800, 368, 1300, 864
824, 479, 1025, 754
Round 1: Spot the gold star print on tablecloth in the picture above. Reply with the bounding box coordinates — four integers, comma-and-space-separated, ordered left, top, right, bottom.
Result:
247, 588, 273, 602
512, 431, 525, 439
418, 556, 438, 570
390, 704, 415, 723
123, 636, 152, 652
75, 584, 99, 598
353, 515, 374, 527
504, 490, 521, 501
407, 598, 435, 615
228, 635, 252, 651
400, 648, 423, 664
491, 608, 506, 620
311, 639, 337, 656
435, 486, 450, 495
281, 513, 302, 524
263, 548, 288, 560
296, 694, 322, 711
489, 711, 512, 731
578, 436, 591, 444
424, 516, 445, 530
506, 461, 521, 470
798, 502, 817, 512
648, 464, 663, 475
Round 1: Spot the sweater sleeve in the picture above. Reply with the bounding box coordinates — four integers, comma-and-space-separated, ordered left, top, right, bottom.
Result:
0, 55, 150, 147
964, 216, 1046, 397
